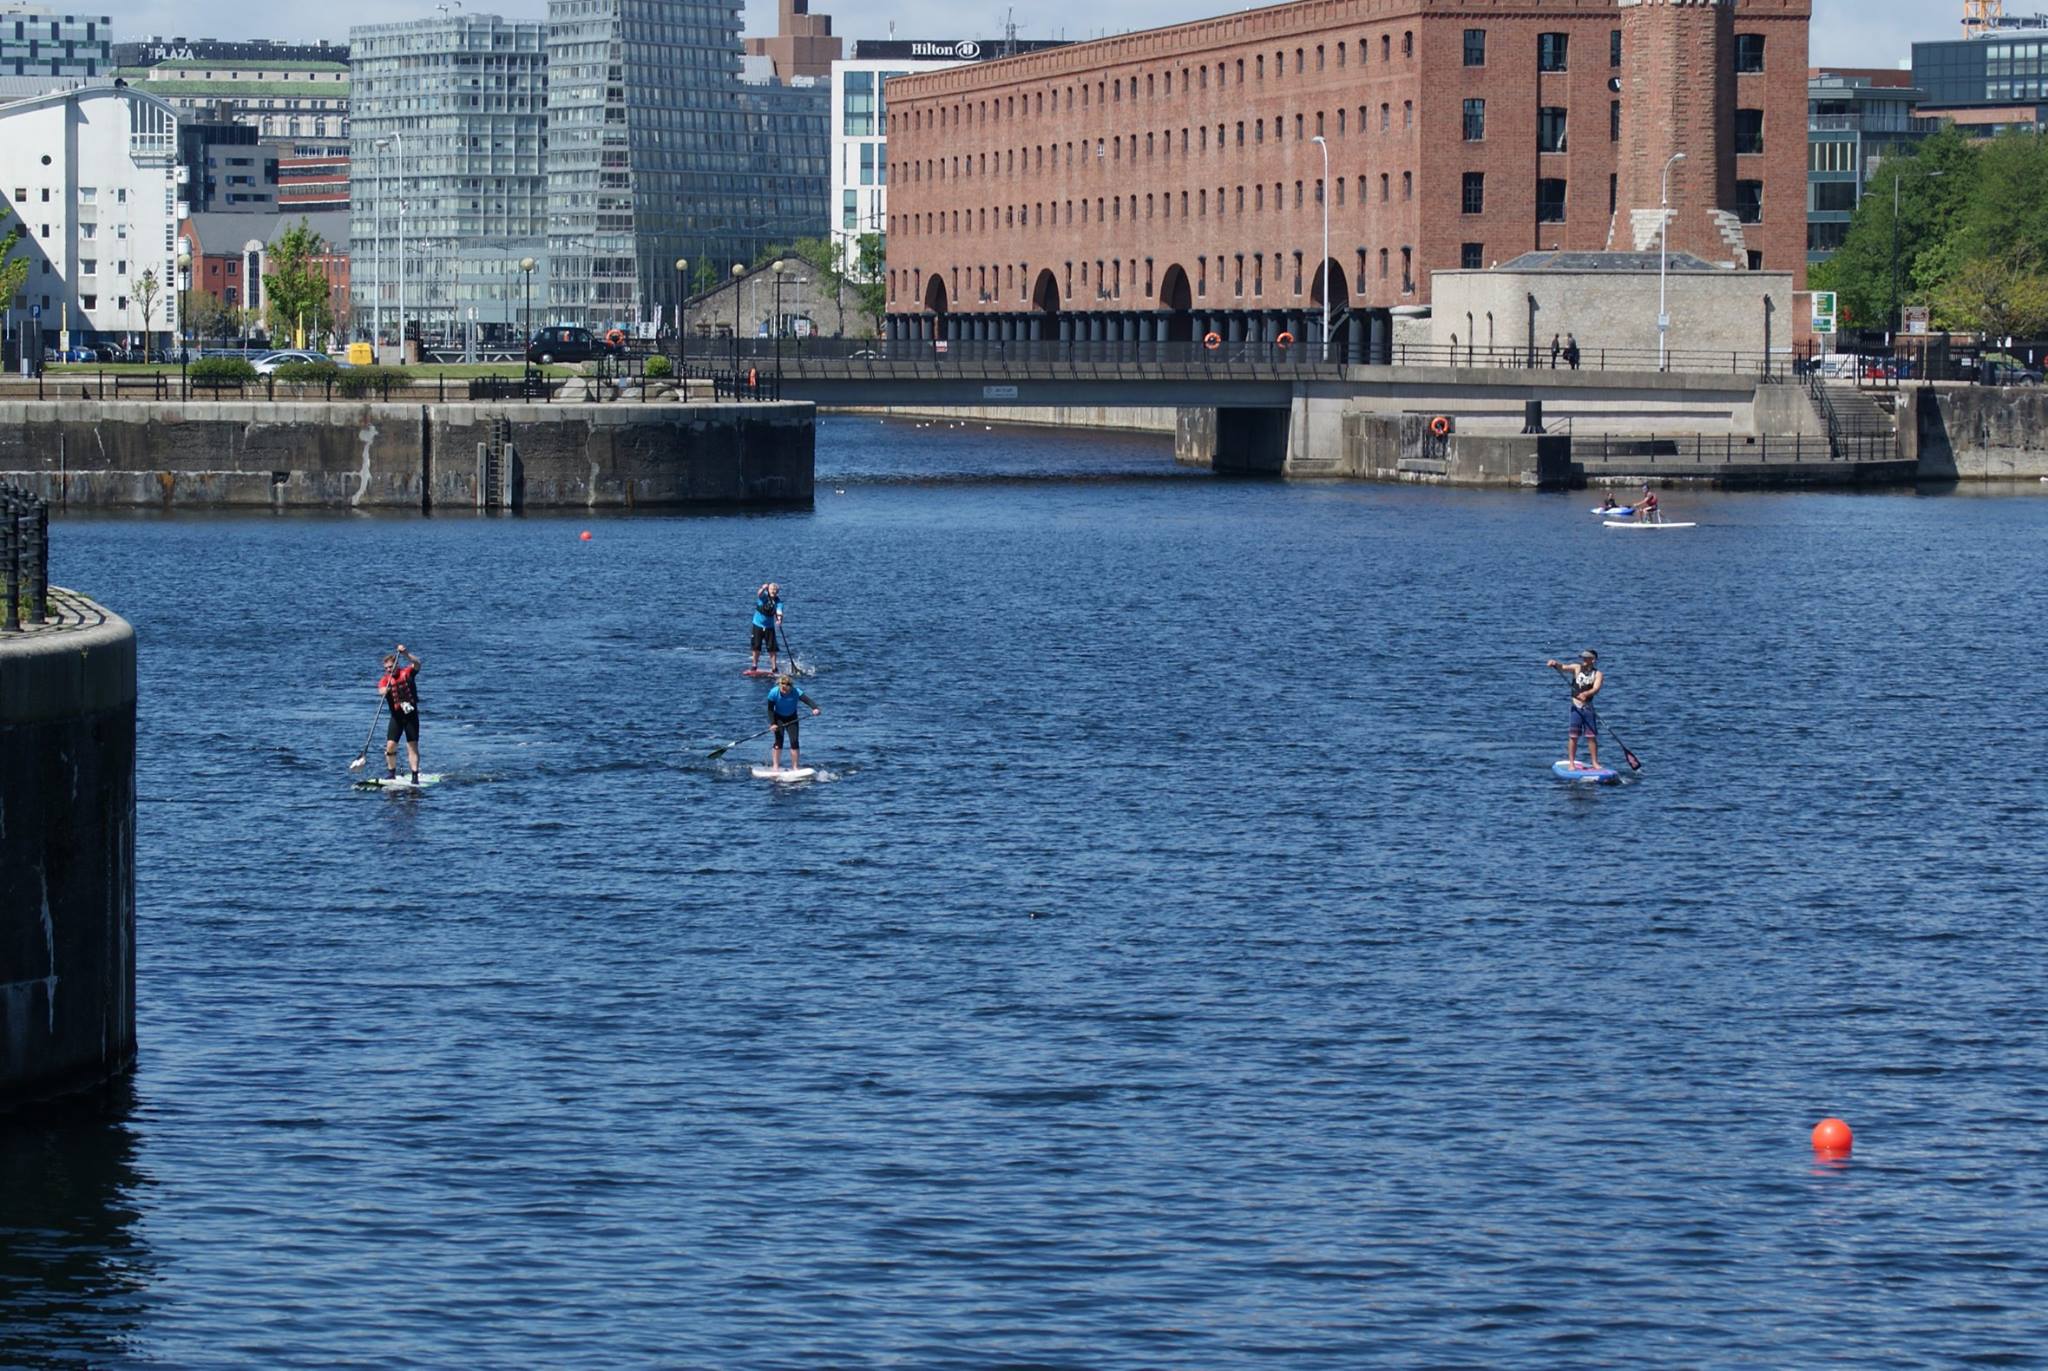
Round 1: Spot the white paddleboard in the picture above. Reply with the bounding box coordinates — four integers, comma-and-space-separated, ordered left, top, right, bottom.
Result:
751, 766, 816, 782
1605, 520, 1695, 529
355, 773, 444, 790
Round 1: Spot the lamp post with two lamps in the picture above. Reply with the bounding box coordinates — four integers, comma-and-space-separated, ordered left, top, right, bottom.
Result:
1311, 134, 1330, 363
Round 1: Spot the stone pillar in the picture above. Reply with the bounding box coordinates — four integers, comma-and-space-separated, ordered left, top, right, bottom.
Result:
1612, 0, 1744, 268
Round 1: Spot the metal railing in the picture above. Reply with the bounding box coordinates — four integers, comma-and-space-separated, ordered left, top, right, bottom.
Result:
1, 482, 50, 632
1576, 432, 1899, 466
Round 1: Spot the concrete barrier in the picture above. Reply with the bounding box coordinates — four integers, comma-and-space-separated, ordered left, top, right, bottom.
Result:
1908, 384, 2048, 481
0, 592, 135, 1110
0, 400, 814, 510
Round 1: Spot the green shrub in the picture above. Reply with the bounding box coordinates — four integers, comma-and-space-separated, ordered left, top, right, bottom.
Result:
189, 357, 257, 384
273, 362, 340, 385
642, 354, 673, 378
333, 366, 411, 396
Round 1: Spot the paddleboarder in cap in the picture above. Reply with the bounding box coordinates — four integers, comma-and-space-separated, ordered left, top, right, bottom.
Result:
1544, 649, 1602, 772
1638, 484, 1661, 524
749, 581, 783, 673
378, 644, 423, 783
766, 674, 820, 773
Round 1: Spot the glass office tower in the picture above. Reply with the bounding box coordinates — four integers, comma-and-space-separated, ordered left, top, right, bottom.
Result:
545, 0, 827, 331
350, 14, 549, 340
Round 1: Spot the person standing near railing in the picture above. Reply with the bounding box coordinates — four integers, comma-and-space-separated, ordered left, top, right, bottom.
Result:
1564, 334, 1581, 371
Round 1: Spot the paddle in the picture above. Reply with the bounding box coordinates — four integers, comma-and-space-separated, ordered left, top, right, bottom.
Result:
1605, 722, 1645, 773
779, 622, 815, 677
707, 718, 788, 761
347, 701, 384, 772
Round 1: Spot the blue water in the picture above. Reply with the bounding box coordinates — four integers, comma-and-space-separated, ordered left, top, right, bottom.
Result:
5, 418, 2047, 1367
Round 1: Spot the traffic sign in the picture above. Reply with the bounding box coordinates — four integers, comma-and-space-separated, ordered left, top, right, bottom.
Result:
1811, 290, 1838, 334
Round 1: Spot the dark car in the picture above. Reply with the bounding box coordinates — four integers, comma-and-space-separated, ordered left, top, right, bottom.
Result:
526, 326, 620, 365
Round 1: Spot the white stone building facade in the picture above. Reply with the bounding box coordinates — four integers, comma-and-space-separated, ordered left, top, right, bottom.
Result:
0, 83, 180, 351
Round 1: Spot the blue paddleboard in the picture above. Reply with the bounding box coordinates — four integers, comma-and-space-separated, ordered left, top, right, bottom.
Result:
1590, 506, 1634, 516
1552, 760, 1619, 784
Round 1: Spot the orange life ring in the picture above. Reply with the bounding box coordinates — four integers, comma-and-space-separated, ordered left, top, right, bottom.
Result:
1203, 331, 1222, 351
1430, 415, 1452, 437
1276, 331, 1295, 350
606, 328, 626, 348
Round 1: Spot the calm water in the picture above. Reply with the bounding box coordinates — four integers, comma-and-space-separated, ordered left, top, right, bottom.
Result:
5, 418, 2047, 1367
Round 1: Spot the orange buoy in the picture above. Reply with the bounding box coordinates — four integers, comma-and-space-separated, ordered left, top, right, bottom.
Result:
1430, 415, 1452, 437
1203, 331, 1221, 350
579, 530, 593, 542
1811, 1117, 1853, 1157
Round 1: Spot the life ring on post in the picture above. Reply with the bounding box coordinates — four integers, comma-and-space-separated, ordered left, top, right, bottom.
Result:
605, 328, 626, 349
1430, 415, 1452, 438
1276, 331, 1296, 350
1203, 331, 1222, 351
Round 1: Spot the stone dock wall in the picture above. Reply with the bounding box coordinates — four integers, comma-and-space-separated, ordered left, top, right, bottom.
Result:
1905, 385, 2048, 481
0, 400, 814, 510
0, 593, 136, 1110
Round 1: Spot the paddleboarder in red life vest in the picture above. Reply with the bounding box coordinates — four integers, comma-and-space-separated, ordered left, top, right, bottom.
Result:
1544, 649, 1603, 772
378, 644, 423, 783
1638, 484, 1661, 524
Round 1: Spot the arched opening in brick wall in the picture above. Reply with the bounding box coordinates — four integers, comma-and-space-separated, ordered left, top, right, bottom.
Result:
1031, 268, 1061, 319
1157, 264, 1194, 342
921, 274, 950, 338
1310, 257, 1350, 310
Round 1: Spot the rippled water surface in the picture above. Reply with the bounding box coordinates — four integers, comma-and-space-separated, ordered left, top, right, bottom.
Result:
5, 418, 2047, 1367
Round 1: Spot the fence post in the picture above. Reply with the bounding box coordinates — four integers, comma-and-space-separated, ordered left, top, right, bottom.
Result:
30, 497, 46, 623
2, 502, 19, 633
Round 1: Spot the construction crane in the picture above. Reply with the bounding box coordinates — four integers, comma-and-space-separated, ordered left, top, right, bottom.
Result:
1964, 0, 2006, 39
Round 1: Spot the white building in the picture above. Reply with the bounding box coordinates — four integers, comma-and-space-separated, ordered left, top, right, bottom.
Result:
829, 39, 1069, 274
0, 83, 180, 353
828, 51, 959, 271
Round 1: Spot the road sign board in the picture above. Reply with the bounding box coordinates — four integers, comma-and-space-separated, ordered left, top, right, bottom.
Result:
1811, 290, 1838, 334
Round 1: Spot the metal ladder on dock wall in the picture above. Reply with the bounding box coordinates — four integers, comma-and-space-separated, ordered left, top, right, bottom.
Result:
478, 418, 514, 512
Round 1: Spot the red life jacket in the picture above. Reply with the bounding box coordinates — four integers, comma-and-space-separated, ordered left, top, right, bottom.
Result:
380, 665, 419, 712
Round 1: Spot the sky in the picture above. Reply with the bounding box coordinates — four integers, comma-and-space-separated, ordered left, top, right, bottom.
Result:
111, 0, 1952, 69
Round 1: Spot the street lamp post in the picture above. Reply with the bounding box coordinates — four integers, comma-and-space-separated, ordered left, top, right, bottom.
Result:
1311, 134, 1330, 363
674, 257, 689, 374
1658, 151, 1687, 372
730, 262, 745, 374
520, 256, 536, 391
772, 260, 786, 374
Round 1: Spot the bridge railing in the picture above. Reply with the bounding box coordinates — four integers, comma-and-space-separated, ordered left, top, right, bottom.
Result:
1394, 342, 1787, 376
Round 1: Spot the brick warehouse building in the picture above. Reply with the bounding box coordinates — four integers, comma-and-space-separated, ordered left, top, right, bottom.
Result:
880, 0, 1808, 356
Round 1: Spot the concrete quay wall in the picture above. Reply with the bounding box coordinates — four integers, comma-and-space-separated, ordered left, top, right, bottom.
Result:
0, 594, 136, 1110
0, 400, 814, 510
1907, 385, 2048, 480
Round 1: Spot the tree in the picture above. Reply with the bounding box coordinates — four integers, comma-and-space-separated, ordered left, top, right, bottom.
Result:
1, 213, 29, 364
131, 269, 161, 362
788, 235, 849, 336
1933, 248, 2048, 342
262, 219, 334, 343
852, 233, 886, 335
1809, 125, 1978, 329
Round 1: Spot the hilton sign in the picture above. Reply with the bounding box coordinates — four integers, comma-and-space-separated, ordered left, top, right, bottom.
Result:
851, 38, 1068, 62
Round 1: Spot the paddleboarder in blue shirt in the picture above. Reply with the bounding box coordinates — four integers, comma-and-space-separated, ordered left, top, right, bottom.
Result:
1544, 649, 1603, 772
766, 674, 819, 772
749, 581, 783, 674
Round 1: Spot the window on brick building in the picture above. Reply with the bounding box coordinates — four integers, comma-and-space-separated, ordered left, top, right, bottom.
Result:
1297, 47, 1306, 74
1463, 98, 1486, 141
1538, 33, 1569, 72
1461, 243, 1484, 269
1734, 109, 1764, 155
1233, 254, 1244, 296
1338, 108, 1347, 134
1401, 247, 1413, 293
1538, 107, 1568, 153
1748, 250, 1764, 271
1611, 100, 1621, 142
1316, 111, 1324, 136
1609, 173, 1618, 214
1292, 252, 1303, 293
1237, 121, 1245, 146
1381, 35, 1390, 62
1538, 178, 1568, 221
1402, 171, 1413, 200
1254, 253, 1264, 296
1338, 41, 1346, 67
1256, 184, 1264, 212
1257, 54, 1264, 80
1403, 31, 1413, 57
1736, 35, 1765, 73
1464, 29, 1485, 66
1736, 180, 1763, 223
1380, 102, 1390, 131
1611, 29, 1622, 68
1404, 100, 1413, 129
1380, 173, 1389, 202
1462, 172, 1485, 214
1335, 177, 1344, 206
1379, 248, 1389, 279
1295, 114, 1304, 139
1255, 119, 1264, 144
1316, 44, 1325, 70
1295, 180, 1304, 208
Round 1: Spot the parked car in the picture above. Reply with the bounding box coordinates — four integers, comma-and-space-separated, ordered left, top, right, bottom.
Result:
252, 349, 342, 374
1981, 354, 2042, 386
526, 326, 621, 365
1812, 354, 1860, 379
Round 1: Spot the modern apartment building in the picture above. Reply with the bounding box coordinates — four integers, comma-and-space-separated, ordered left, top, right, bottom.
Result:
0, 83, 179, 353
1806, 70, 1930, 267
1913, 16, 2048, 132
881, 0, 1808, 349
349, 13, 549, 341
544, 0, 828, 332
1, 9, 109, 78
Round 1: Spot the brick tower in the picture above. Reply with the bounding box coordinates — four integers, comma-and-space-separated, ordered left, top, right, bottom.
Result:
1610, 0, 1749, 268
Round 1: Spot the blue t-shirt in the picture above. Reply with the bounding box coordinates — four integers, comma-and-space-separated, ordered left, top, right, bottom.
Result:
766, 684, 810, 719
751, 592, 779, 630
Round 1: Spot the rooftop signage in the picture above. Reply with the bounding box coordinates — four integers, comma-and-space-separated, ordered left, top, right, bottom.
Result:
850, 38, 1067, 62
